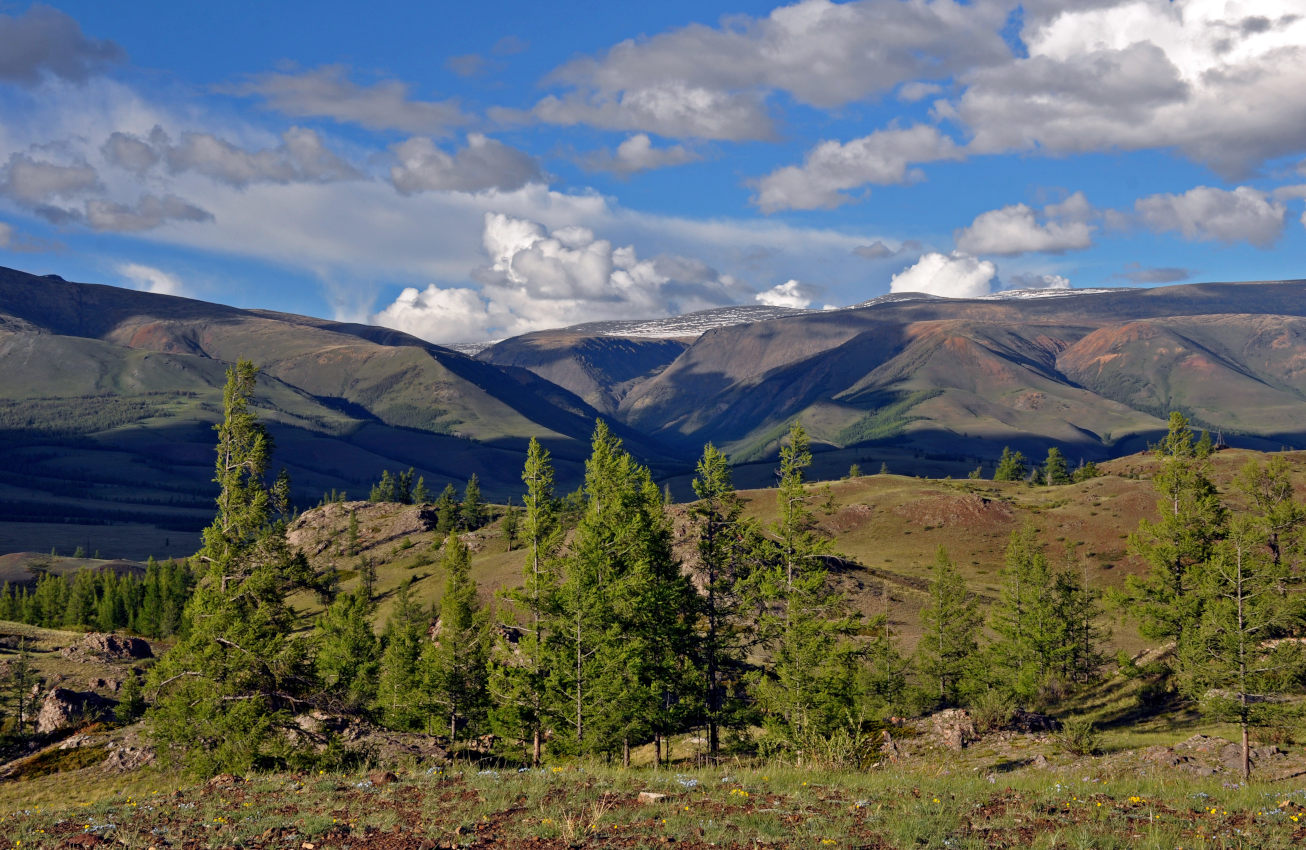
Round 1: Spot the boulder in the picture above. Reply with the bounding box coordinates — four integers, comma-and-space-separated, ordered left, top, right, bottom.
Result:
931, 708, 977, 750
35, 688, 113, 734
1009, 709, 1061, 734
61, 633, 153, 661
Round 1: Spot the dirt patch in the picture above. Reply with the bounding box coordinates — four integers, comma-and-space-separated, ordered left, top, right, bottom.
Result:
892, 493, 1015, 531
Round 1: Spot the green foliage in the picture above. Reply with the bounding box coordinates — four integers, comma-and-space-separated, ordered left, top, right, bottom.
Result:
115, 670, 145, 724
313, 587, 379, 712
1040, 447, 1071, 486
1179, 515, 1306, 780
835, 390, 940, 446
1127, 412, 1226, 647
501, 497, 519, 551
375, 579, 426, 730
918, 547, 982, 707
491, 437, 562, 765
1055, 717, 1101, 756
148, 360, 317, 776
753, 424, 864, 753
1071, 460, 1100, 483
993, 447, 1027, 482
460, 474, 485, 530
690, 443, 762, 758
421, 533, 489, 740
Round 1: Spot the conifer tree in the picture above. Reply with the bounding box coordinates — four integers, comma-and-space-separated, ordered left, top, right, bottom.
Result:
689, 443, 758, 759
1180, 516, 1305, 781
1128, 412, 1226, 648
346, 510, 359, 557
434, 484, 459, 534
993, 447, 1027, 482
370, 469, 396, 502
412, 476, 430, 504
1041, 447, 1071, 486
919, 546, 982, 706
753, 424, 861, 752
491, 437, 561, 765
375, 579, 426, 730
501, 497, 519, 551
460, 475, 485, 530
148, 360, 316, 775
314, 586, 379, 712
1235, 456, 1306, 569
422, 533, 489, 741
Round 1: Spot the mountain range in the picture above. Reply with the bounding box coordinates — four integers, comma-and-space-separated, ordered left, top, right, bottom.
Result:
4, 263, 1306, 556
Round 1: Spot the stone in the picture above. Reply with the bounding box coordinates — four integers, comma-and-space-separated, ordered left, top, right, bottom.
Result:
61, 633, 153, 661
103, 742, 155, 772
638, 792, 668, 804
931, 708, 977, 750
1009, 710, 1061, 734
35, 688, 112, 734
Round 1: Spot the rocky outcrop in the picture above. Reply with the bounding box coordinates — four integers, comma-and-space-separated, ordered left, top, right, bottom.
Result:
60, 633, 153, 661
35, 688, 113, 734
931, 708, 977, 750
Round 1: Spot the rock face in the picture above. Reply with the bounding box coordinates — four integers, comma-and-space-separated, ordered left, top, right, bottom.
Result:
1009, 709, 1061, 734
931, 709, 977, 750
36, 688, 113, 734
60, 633, 153, 661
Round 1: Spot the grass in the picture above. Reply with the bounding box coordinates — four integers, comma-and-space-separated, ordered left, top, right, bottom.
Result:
6, 761, 1306, 849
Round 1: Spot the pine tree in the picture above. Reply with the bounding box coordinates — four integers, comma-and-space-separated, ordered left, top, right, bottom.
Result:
115, 670, 145, 724
313, 587, 379, 712
412, 476, 430, 505
64, 568, 99, 628
1180, 516, 1305, 781
460, 475, 485, 530
422, 533, 489, 741
491, 437, 561, 765
1127, 412, 1227, 648
370, 469, 396, 502
1235, 456, 1306, 569
919, 547, 982, 707
993, 447, 1027, 482
1042, 447, 1071, 486
346, 510, 359, 557
396, 468, 415, 504
148, 360, 317, 776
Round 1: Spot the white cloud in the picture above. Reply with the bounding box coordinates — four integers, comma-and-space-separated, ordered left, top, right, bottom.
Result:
162, 127, 359, 187
529, 0, 1009, 139
955, 192, 1095, 255
1272, 184, 1306, 201
1136, 185, 1286, 247
951, 0, 1306, 177
583, 134, 700, 175
1117, 264, 1191, 284
755, 279, 816, 308
227, 65, 469, 135
117, 262, 186, 296
890, 251, 995, 298
372, 212, 746, 342
752, 125, 963, 212
0, 5, 123, 85
1004, 272, 1070, 291
507, 84, 774, 141
390, 135, 541, 194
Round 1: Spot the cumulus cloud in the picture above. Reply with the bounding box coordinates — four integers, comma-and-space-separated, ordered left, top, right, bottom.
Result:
85, 194, 213, 232
389, 135, 542, 195
955, 192, 1095, 255
890, 251, 996, 298
117, 262, 186, 296
1136, 185, 1286, 248
526, 0, 1008, 140
227, 65, 469, 135
507, 84, 775, 142
583, 134, 700, 175
372, 212, 744, 342
1117, 264, 1191, 284
950, 0, 1306, 177
0, 5, 124, 85
752, 125, 962, 212
755, 279, 817, 308
1004, 272, 1070, 290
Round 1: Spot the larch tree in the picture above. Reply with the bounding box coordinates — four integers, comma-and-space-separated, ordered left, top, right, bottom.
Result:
919, 546, 983, 707
422, 532, 490, 742
148, 360, 317, 776
490, 437, 561, 765
1128, 412, 1227, 649
1180, 516, 1306, 781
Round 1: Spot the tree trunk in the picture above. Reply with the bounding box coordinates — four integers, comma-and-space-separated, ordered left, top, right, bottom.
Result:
1242, 721, 1251, 783
622, 736, 630, 768
532, 726, 541, 767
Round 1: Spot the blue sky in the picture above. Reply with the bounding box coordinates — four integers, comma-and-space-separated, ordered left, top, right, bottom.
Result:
1, 0, 1304, 342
